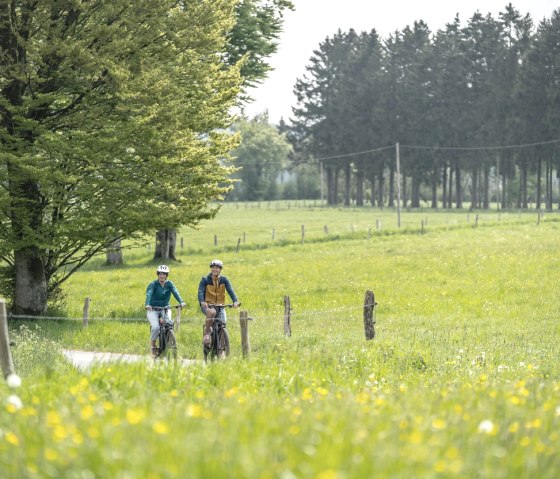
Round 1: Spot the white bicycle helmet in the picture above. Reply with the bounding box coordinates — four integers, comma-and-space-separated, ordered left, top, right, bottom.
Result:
156, 264, 170, 275
209, 259, 223, 268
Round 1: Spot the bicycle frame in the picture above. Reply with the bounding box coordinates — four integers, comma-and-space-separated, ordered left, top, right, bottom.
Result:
151, 305, 181, 361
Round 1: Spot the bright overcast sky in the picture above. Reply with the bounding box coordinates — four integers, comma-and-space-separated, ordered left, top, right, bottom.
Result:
244, 0, 559, 124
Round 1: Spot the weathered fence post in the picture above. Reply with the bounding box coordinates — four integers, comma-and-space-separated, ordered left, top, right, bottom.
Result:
214, 234, 218, 247
475, 214, 479, 227
0, 299, 16, 378
236, 238, 241, 253
301, 225, 305, 244
364, 291, 377, 340
83, 297, 90, 327
283, 295, 291, 337
239, 310, 250, 358
421, 219, 425, 235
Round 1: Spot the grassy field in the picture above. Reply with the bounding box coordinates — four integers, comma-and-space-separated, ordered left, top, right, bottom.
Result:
1, 204, 559, 478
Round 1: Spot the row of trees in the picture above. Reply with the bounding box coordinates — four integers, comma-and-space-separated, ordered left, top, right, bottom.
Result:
0, 0, 293, 315
287, 3, 560, 209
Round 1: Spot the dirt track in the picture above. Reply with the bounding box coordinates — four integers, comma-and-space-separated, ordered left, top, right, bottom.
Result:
62, 350, 198, 370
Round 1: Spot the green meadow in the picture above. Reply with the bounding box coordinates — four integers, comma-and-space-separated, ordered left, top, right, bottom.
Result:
1, 203, 559, 478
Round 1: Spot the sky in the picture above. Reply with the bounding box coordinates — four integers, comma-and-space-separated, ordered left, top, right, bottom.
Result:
243, 0, 559, 124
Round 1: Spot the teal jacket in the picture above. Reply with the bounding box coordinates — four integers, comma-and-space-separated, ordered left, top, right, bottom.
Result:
145, 279, 184, 307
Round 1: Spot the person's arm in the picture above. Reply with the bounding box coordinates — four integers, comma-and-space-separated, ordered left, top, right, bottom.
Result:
198, 277, 207, 307
145, 281, 154, 310
169, 281, 185, 306
223, 277, 239, 305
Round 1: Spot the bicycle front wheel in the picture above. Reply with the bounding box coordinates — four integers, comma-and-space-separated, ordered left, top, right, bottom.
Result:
218, 327, 230, 358
165, 328, 177, 362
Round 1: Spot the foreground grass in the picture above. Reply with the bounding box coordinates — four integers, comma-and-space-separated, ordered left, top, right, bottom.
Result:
1, 206, 559, 478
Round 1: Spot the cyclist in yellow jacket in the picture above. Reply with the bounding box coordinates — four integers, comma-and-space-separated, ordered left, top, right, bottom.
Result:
198, 259, 239, 346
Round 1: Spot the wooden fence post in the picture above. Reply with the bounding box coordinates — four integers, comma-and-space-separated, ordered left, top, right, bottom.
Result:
283, 295, 291, 337
364, 291, 377, 340
301, 225, 305, 244
214, 235, 218, 247
236, 238, 241, 253
83, 297, 90, 327
239, 310, 250, 358
0, 299, 16, 378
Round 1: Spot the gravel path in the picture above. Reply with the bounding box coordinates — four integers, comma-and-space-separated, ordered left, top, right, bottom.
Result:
62, 350, 198, 370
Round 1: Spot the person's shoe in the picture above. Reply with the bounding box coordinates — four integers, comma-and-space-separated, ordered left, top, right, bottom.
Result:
151, 347, 159, 359
203, 334, 211, 346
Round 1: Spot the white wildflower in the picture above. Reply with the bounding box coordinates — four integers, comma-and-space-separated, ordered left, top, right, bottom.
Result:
6, 395, 23, 410
478, 419, 495, 434
6, 374, 22, 388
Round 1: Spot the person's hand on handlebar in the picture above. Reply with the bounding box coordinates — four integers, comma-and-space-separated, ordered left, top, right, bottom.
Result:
180, 302, 186, 308
145, 305, 152, 311
200, 301, 207, 309
233, 301, 240, 308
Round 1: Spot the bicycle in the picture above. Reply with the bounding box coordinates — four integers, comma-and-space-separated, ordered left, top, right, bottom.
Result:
203, 304, 238, 363
151, 305, 182, 361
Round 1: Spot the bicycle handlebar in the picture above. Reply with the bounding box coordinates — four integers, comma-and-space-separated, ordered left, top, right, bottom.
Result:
150, 305, 184, 311
207, 303, 240, 308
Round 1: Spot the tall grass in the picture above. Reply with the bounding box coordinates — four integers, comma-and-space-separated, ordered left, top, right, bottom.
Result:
1, 205, 559, 478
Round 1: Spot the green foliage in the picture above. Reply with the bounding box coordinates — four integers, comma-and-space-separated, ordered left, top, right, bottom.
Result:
9, 324, 73, 379
0, 1, 245, 313
229, 114, 293, 201
290, 6, 560, 209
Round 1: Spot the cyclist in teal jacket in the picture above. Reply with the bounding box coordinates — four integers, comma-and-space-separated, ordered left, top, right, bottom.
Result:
145, 265, 186, 358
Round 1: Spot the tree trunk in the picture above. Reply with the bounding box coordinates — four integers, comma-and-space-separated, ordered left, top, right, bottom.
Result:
442, 164, 448, 208
455, 163, 462, 209
106, 238, 123, 265
411, 175, 420, 208
326, 166, 335, 205
448, 166, 453, 209
471, 166, 479, 209
153, 229, 177, 261
483, 166, 490, 210
14, 248, 48, 316
355, 169, 364, 206
369, 171, 376, 207
536, 156, 542, 210
377, 170, 384, 208
344, 163, 351, 206
388, 166, 395, 208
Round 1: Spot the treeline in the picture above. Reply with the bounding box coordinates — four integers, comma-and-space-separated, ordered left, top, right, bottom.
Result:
286, 4, 560, 210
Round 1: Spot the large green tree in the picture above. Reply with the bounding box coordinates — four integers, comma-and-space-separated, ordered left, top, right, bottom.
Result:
0, 0, 244, 315
151, 0, 293, 260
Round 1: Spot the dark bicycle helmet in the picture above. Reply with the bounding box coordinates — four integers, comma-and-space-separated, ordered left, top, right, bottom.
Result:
209, 259, 223, 268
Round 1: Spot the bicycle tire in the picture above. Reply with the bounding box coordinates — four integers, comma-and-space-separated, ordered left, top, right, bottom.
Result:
218, 326, 230, 358
156, 324, 166, 359
203, 324, 211, 363
164, 327, 177, 362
